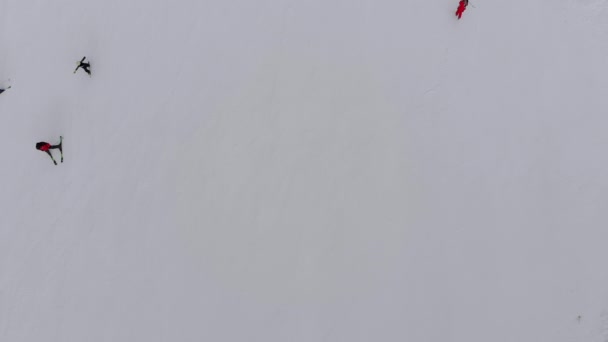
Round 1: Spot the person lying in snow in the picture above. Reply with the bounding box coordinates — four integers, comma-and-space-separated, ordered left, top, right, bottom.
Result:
36, 136, 63, 165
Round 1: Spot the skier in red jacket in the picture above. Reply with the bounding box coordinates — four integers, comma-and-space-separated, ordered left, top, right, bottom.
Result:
455, 0, 468, 19
36, 136, 63, 165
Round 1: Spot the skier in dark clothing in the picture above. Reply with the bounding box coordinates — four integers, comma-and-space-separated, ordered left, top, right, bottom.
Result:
36, 136, 63, 165
455, 0, 468, 19
74, 56, 91, 76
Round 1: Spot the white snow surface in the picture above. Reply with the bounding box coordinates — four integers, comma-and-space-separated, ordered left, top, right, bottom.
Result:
2, 0, 608, 341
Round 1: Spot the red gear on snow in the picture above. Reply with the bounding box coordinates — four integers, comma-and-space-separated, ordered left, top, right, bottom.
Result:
36, 142, 51, 152
455, 0, 468, 19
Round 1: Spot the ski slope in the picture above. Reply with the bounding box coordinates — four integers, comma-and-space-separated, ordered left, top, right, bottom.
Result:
2, 0, 608, 341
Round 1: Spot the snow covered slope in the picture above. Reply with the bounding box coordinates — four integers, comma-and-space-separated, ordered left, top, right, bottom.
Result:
2, 0, 608, 341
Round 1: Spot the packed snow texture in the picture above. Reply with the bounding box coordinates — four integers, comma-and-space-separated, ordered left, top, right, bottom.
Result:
1, 0, 608, 341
